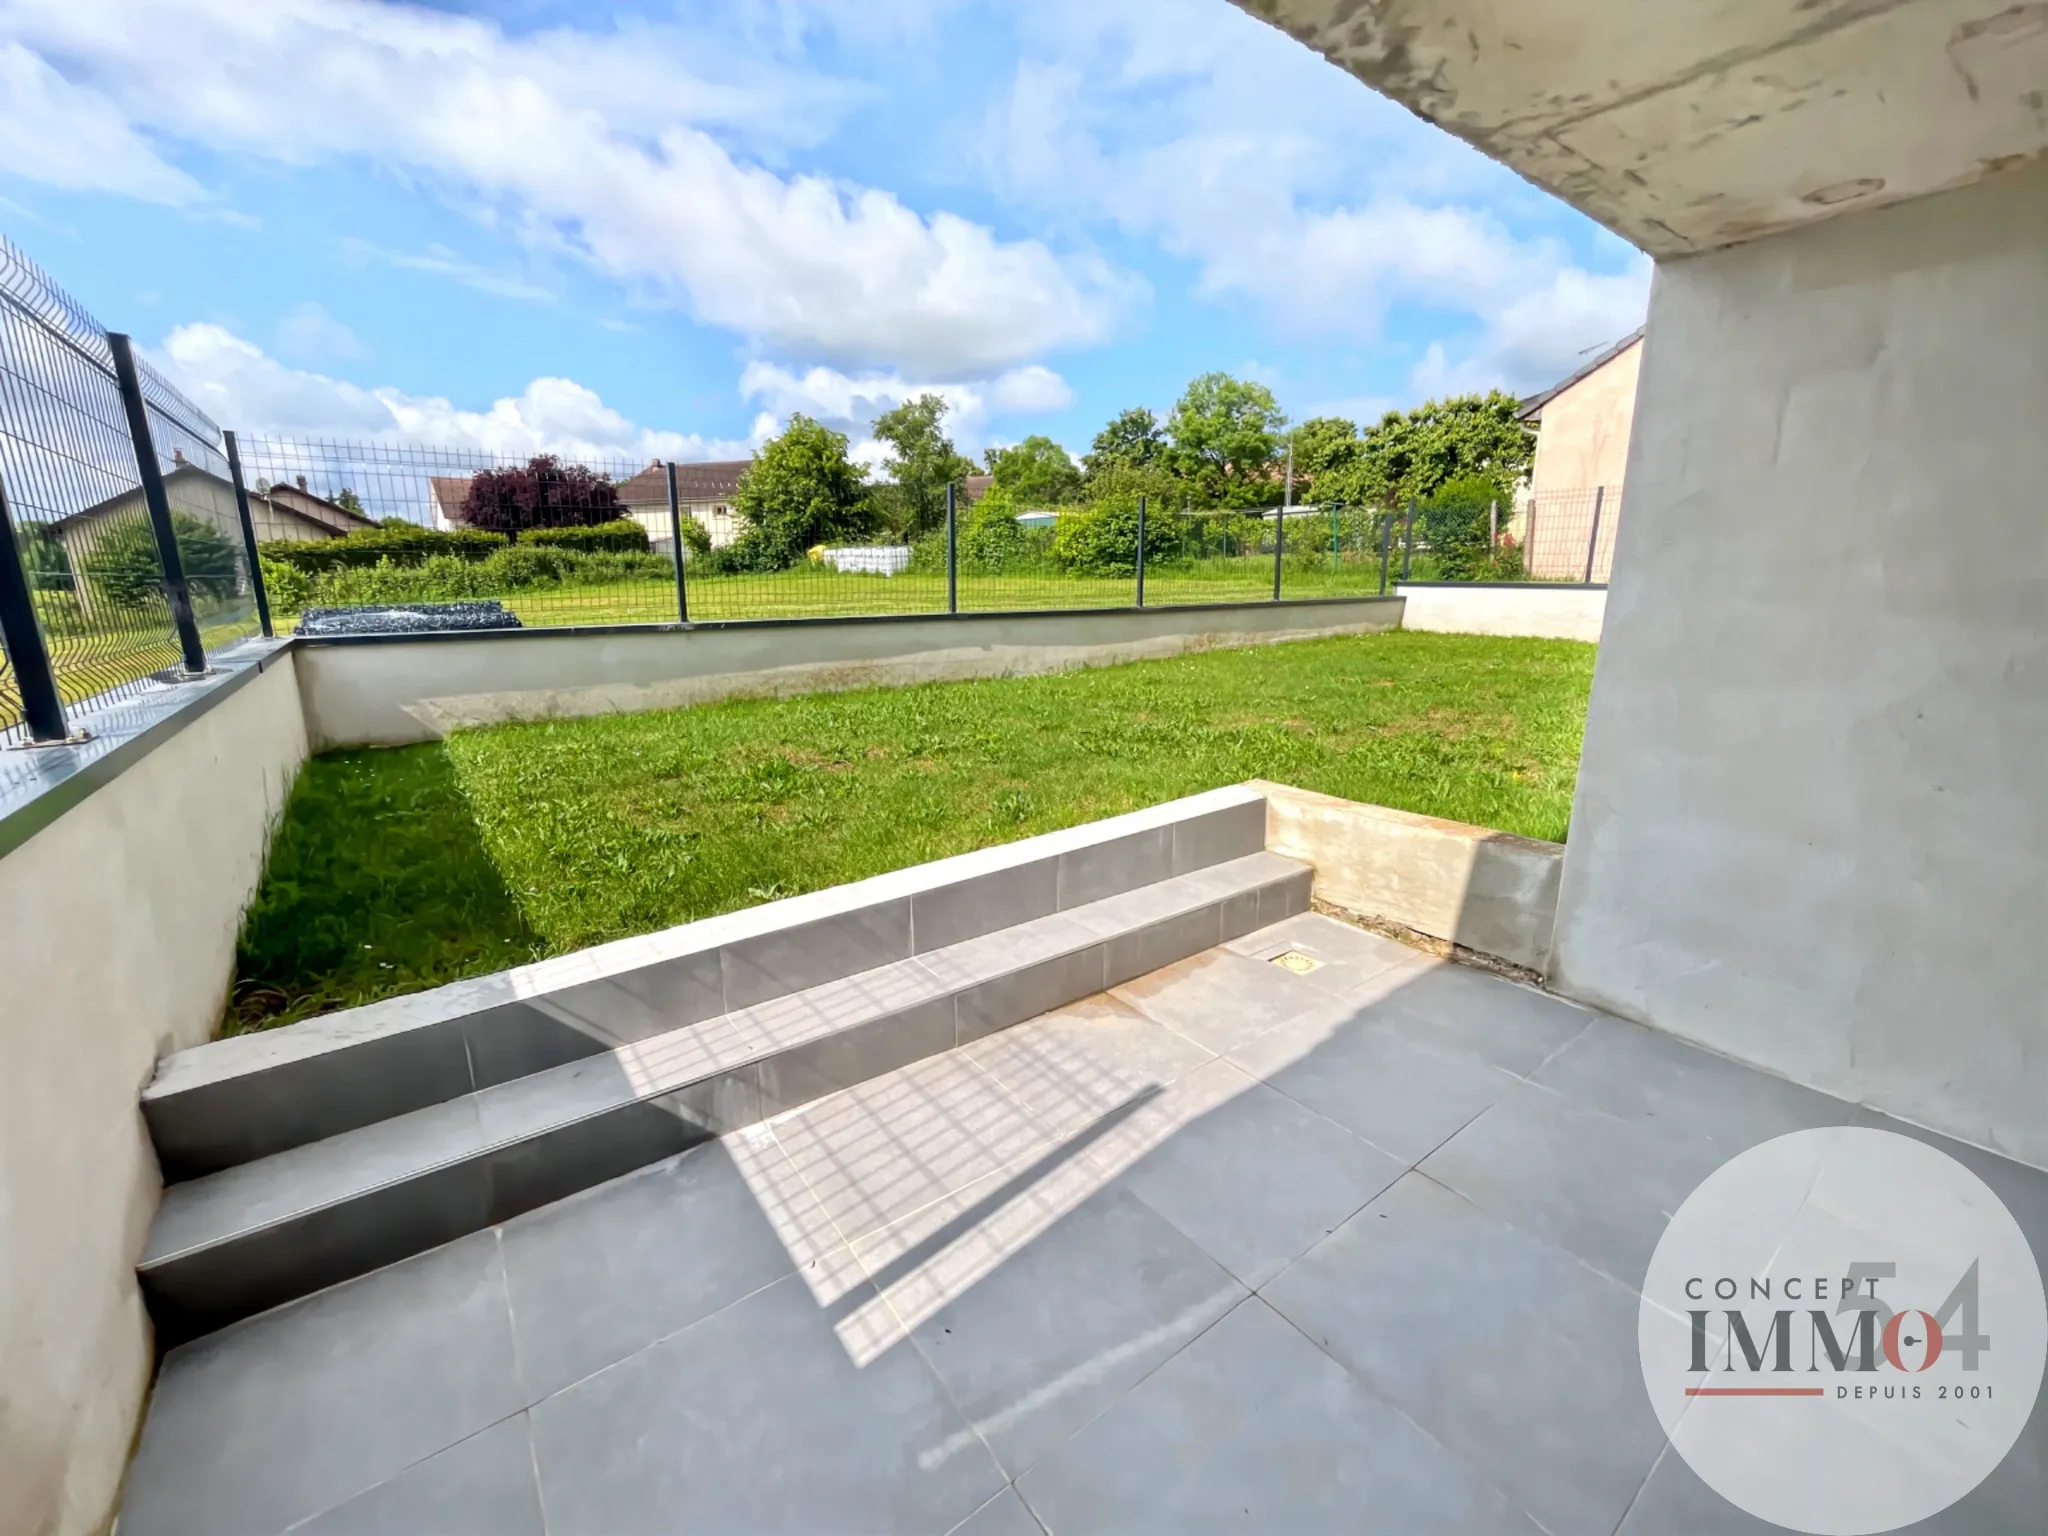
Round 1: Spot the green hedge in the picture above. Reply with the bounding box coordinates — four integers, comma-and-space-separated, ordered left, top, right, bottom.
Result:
264, 545, 675, 613
259, 522, 506, 573
524, 519, 650, 554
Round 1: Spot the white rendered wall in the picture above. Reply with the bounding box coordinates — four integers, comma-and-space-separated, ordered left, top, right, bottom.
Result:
1550, 162, 2048, 1169
1395, 584, 1605, 643
0, 655, 309, 1536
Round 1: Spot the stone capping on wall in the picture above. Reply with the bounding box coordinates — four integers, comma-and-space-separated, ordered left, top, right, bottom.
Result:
1247, 779, 1563, 974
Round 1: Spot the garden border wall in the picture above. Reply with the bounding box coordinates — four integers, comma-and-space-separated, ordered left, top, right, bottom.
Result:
1393, 582, 1605, 642
291, 597, 1405, 749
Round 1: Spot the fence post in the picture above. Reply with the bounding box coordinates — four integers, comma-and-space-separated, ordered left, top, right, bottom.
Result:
222, 431, 273, 638
0, 469, 74, 743
1583, 485, 1606, 584
1134, 495, 1146, 608
945, 481, 958, 614
1401, 499, 1415, 582
1378, 511, 1393, 595
1525, 497, 1539, 577
108, 332, 206, 676
1271, 505, 1285, 601
665, 463, 689, 623
1489, 499, 1498, 550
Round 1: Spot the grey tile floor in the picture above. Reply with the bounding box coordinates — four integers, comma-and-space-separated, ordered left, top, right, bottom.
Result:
118, 914, 2048, 1535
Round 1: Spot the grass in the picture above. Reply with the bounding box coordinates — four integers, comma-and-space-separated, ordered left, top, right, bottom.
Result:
229, 630, 1595, 1032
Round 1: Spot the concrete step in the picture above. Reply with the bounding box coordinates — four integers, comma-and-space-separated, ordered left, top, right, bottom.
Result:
143, 786, 1270, 1180
140, 850, 1310, 1341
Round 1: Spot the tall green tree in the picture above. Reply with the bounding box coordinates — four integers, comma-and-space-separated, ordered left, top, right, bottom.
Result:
1084, 407, 1166, 482
872, 394, 976, 538
983, 435, 1081, 507
1336, 392, 1534, 509
1166, 373, 1287, 506
1291, 416, 1362, 500
729, 415, 875, 571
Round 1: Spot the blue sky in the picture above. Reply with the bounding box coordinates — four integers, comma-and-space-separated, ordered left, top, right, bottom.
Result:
0, 0, 1649, 468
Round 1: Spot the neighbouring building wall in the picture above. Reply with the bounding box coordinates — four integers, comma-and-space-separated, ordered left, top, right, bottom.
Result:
1549, 161, 2048, 1169
1529, 339, 1640, 497
1521, 341, 1639, 581
0, 654, 308, 1536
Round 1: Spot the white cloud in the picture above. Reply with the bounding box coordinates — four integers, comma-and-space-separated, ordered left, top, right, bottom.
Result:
158, 323, 766, 463
0, 41, 199, 203
1409, 266, 1649, 400
336, 240, 558, 306
1, 0, 1132, 373
983, 0, 1650, 396
274, 301, 364, 365
738, 360, 1074, 455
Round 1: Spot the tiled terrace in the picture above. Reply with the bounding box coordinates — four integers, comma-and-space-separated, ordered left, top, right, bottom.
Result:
118, 914, 2047, 1535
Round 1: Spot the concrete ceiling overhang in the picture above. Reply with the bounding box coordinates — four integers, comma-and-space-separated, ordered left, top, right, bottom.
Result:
1233, 0, 2048, 255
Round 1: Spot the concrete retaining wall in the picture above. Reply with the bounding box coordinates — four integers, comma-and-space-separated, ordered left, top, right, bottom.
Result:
1394, 583, 1606, 642
1550, 160, 2048, 1170
293, 598, 1404, 749
1249, 780, 1562, 973
0, 652, 309, 1536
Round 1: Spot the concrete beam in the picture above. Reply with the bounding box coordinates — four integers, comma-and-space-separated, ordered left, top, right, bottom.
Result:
1236, 0, 2048, 254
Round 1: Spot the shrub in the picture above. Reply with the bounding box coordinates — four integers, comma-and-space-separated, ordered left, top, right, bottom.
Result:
84, 512, 240, 609
1418, 473, 1518, 582
260, 524, 505, 573
461, 455, 622, 538
259, 556, 312, 613
525, 519, 650, 555
267, 545, 678, 615
1050, 489, 1187, 577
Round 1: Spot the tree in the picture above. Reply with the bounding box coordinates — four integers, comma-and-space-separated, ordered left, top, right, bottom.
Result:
19, 528, 72, 592
461, 455, 621, 539
334, 488, 367, 518
1335, 392, 1534, 510
728, 414, 875, 570
1084, 407, 1167, 482
872, 394, 976, 538
984, 435, 1081, 508
1291, 416, 1361, 499
1166, 373, 1287, 506
83, 512, 241, 609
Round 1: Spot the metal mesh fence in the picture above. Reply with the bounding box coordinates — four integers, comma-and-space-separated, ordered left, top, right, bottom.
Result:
0, 233, 255, 741
1369, 486, 1621, 586
233, 438, 682, 631
1515, 486, 1620, 584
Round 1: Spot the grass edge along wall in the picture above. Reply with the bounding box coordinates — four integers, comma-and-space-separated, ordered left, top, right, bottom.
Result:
234, 630, 1595, 1032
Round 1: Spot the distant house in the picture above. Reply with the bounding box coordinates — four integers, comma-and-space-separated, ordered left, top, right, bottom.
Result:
1515, 329, 1641, 580
43, 459, 371, 582
430, 460, 753, 550
617, 461, 750, 551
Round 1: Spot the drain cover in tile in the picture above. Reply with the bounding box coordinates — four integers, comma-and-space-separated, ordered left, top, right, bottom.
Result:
1270, 949, 1323, 975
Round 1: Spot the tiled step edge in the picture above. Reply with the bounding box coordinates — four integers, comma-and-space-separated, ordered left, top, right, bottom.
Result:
146, 784, 1270, 1179
140, 851, 1311, 1341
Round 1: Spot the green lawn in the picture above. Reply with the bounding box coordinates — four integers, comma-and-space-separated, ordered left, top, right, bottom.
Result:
228, 631, 1595, 1033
